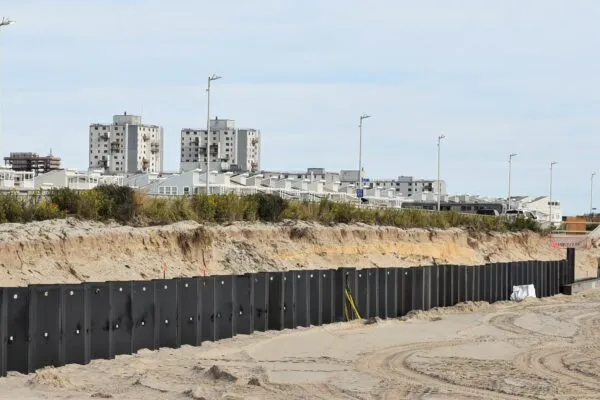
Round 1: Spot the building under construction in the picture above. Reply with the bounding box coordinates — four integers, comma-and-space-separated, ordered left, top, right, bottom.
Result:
3, 152, 61, 175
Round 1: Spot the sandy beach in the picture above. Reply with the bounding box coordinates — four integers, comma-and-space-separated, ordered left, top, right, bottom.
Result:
2, 289, 599, 399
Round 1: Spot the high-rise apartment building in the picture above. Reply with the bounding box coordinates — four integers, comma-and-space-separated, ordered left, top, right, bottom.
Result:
180, 118, 260, 173
89, 112, 164, 174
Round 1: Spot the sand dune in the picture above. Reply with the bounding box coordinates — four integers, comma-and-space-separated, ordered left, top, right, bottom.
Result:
0, 218, 598, 286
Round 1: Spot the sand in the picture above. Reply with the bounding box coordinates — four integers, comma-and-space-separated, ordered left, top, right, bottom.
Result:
0, 218, 598, 286
2, 219, 600, 398
2, 289, 600, 399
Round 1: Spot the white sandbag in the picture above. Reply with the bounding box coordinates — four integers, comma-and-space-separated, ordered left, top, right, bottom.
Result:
509, 284, 536, 302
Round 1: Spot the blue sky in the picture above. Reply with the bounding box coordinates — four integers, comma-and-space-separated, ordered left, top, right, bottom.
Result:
1, 1, 599, 214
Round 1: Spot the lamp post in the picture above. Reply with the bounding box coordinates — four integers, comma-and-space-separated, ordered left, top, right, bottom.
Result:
549, 161, 558, 228
0, 17, 15, 159
358, 113, 370, 190
0, 17, 14, 28
590, 172, 596, 220
508, 153, 517, 211
437, 134, 446, 211
205, 74, 222, 195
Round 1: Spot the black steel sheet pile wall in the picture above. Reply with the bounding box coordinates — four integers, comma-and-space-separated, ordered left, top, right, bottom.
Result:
0, 258, 574, 377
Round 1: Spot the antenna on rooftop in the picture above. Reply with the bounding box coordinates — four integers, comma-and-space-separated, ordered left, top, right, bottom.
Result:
49, 148, 53, 156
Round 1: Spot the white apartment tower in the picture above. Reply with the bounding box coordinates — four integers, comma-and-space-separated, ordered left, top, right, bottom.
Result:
180, 118, 260, 173
89, 112, 164, 174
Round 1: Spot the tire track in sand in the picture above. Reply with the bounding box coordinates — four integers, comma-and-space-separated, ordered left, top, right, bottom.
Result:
356, 340, 520, 400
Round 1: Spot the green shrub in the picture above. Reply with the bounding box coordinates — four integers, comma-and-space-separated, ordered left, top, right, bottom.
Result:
48, 188, 80, 215
93, 185, 137, 222
255, 193, 286, 222
0, 186, 541, 232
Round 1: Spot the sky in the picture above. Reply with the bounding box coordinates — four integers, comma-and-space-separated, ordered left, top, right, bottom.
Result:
1, 1, 599, 215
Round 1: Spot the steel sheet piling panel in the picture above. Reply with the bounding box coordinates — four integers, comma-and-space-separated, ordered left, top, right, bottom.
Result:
110, 282, 133, 356
422, 267, 432, 311
28, 285, 61, 372
6, 287, 29, 374
235, 274, 254, 335
411, 267, 425, 311
492, 263, 500, 301
377, 268, 387, 318
356, 270, 369, 318
403, 268, 413, 316
526, 261, 534, 286
501, 263, 509, 300
154, 279, 179, 348
214, 275, 235, 340
253, 272, 269, 332
500, 262, 507, 300
521, 261, 528, 286
458, 266, 468, 303
336, 268, 358, 322
464, 267, 473, 302
442, 266, 452, 307
472, 266, 480, 302
558, 260, 567, 288
131, 281, 156, 353
566, 248, 575, 284
367, 269, 379, 318
477, 265, 486, 303
87, 282, 112, 361
432, 266, 442, 308
428, 266, 438, 309
506, 263, 513, 294
294, 271, 310, 328
267, 273, 284, 331
537, 261, 545, 298
283, 272, 297, 329
60, 285, 90, 366
551, 261, 559, 295
382, 268, 397, 318
177, 277, 200, 346
450, 265, 460, 306
200, 277, 216, 342
321, 270, 335, 324
308, 270, 322, 326
479, 265, 488, 302
0, 289, 6, 377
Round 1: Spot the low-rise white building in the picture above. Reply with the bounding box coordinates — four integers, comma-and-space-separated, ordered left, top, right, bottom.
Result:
0, 166, 35, 192
510, 196, 562, 226
35, 169, 124, 190
368, 176, 447, 197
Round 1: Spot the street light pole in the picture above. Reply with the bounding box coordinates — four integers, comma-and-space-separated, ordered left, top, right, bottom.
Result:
549, 161, 558, 228
205, 74, 222, 195
0, 17, 15, 161
358, 113, 370, 190
437, 134, 446, 211
590, 172, 596, 220
508, 153, 517, 211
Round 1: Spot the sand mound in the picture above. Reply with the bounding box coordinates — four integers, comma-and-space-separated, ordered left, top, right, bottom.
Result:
204, 365, 238, 382
0, 218, 597, 286
28, 368, 74, 389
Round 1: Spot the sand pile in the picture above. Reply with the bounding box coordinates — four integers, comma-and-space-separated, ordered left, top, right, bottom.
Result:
0, 218, 598, 286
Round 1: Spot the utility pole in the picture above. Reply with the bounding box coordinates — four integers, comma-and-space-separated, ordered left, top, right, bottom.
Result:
0, 17, 15, 158
358, 113, 371, 191
437, 134, 446, 211
549, 161, 558, 228
205, 74, 222, 195
590, 172, 596, 220
508, 153, 517, 211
